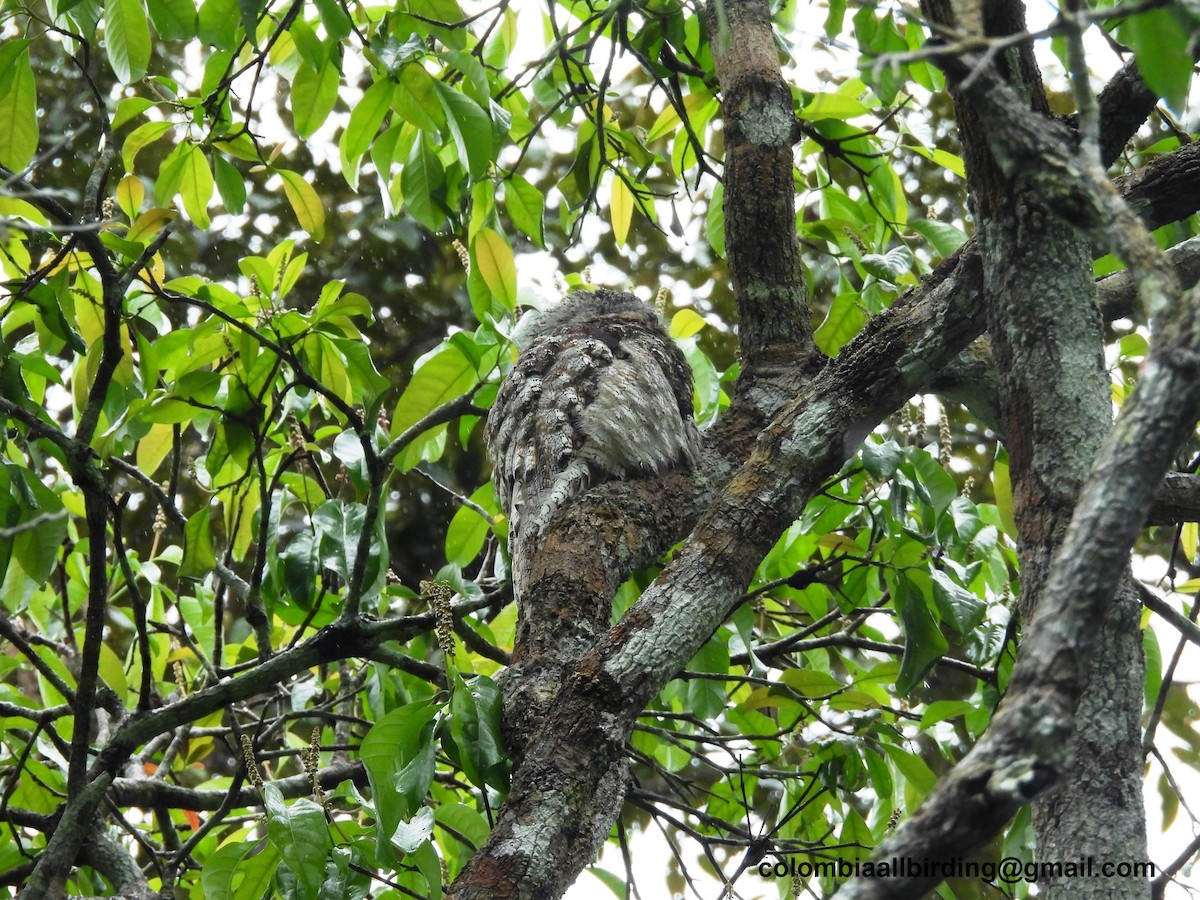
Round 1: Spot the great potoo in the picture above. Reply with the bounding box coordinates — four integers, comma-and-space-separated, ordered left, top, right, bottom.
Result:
485, 288, 702, 542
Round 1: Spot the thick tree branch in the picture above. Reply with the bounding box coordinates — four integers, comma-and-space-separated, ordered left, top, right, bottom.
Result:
837, 277, 1200, 897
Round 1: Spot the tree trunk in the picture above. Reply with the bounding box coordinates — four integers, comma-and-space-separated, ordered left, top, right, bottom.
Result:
921, 0, 1149, 893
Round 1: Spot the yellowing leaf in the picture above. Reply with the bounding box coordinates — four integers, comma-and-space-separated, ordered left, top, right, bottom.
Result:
97, 641, 129, 698
669, 309, 705, 339
116, 174, 145, 220
610, 175, 633, 247
473, 228, 516, 310
136, 421, 175, 475
1183, 521, 1198, 565
127, 207, 176, 244
278, 169, 326, 240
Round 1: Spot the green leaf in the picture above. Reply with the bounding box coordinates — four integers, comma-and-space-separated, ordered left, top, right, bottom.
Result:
201, 840, 280, 900
122, 120, 174, 172
278, 168, 326, 240
893, 574, 948, 694
1123, 7, 1194, 114
814, 292, 867, 356
105, 0, 152, 83
180, 507, 217, 579
292, 57, 341, 139
395, 64, 445, 132
213, 154, 246, 214
178, 144, 214, 228
705, 182, 725, 258
472, 228, 516, 310
146, 0, 196, 39
340, 78, 393, 184
361, 702, 440, 863
311, 500, 385, 600
280, 533, 320, 610
197, 0, 237, 49
390, 342, 476, 445
390, 806, 435, 854
504, 175, 544, 248
861, 438, 902, 478
237, 0, 266, 42
264, 783, 332, 899
0, 41, 38, 171
800, 91, 870, 120
669, 309, 705, 339
907, 447, 957, 516
155, 141, 192, 207
400, 136, 446, 232
909, 218, 966, 259
918, 700, 976, 731
881, 743, 938, 798
434, 83, 491, 178
445, 483, 493, 566
393, 743, 437, 828
992, 445, 1016, 537
861, 245, 914, 283
0, 464, 68, 611
930, 569, 985, 634
447, 671, 507, 790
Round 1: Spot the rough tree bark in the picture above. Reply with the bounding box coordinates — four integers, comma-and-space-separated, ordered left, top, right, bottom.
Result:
442, 1, 1200, 896
921, 0, 1149, 894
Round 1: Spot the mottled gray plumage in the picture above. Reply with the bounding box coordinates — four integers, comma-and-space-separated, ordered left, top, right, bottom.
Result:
485, 289, 701, 541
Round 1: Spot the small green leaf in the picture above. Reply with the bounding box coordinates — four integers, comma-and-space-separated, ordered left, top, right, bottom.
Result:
395, 64, 445, 132
106, 0, 152, 83
893, 575, 948, 694
292, 57, 341, 138
0, 41, 38, 171
800, 91, 870, 120
390, 342, 476, 443
861, 245, 914, 283
122, 120, 174, 172
213, 154, 246, 214
814, 292, 867, 355
390, 806, 435, 854
435, 83, 491, 178
780, 669, 843, 697
445, 483, 493, 566
278, 168, 326, 240
178, 144, 214, 228
400, 136, 446, 232
197, 0, 237, 49
146, 0, 196, 39
992, 445, 1016, 538
263, 783, 332, 900
504, 175, 544, 248
181, 508, 217, 579
154, 141, 191, 207
705, 182, 725, 258
447, 671, 507, 790
340, 78, 393, 182
881, 743, 938, 798
237, 0, 266, 42
1124, 7, 1194, 114
361, 702, 440, 863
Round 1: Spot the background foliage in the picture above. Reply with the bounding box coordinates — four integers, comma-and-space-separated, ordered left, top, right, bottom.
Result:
1, 0, 1198, 895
